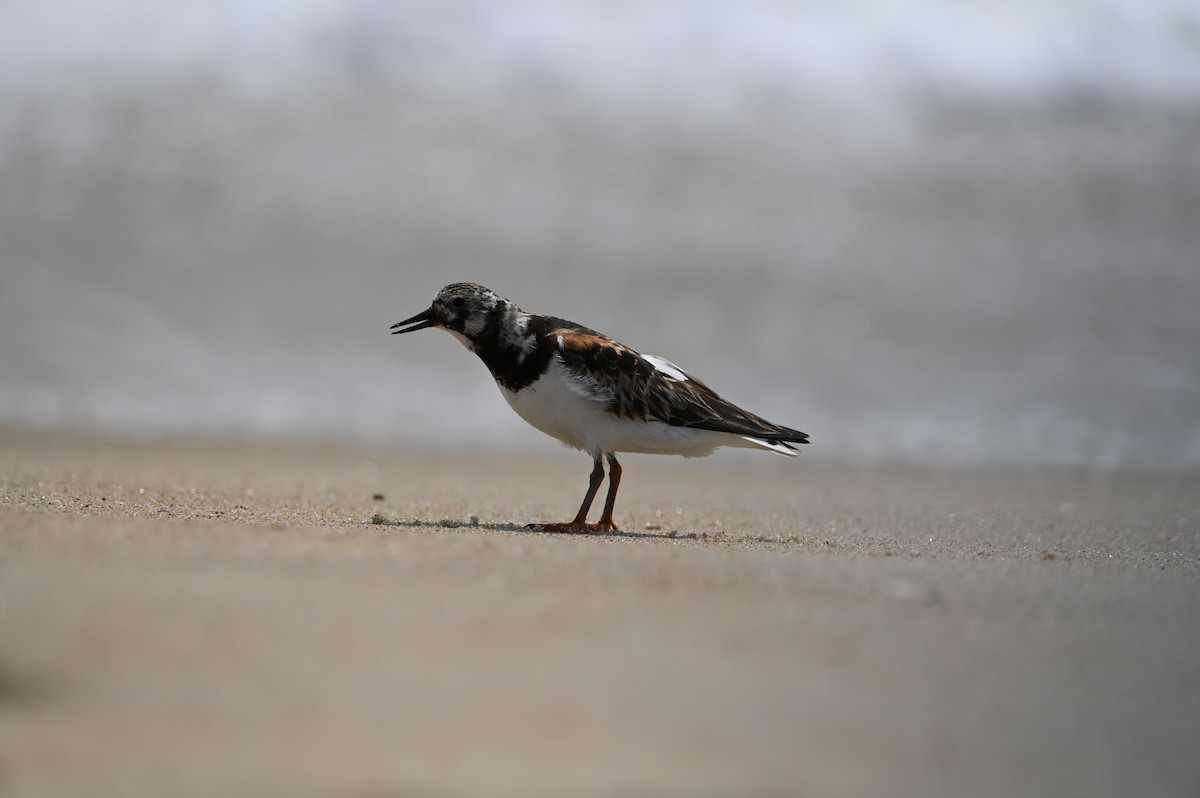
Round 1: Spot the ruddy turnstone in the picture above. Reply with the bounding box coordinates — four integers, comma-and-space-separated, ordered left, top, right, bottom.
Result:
391, 283, 809, 531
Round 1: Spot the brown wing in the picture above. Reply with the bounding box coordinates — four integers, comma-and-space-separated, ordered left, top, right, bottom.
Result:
550, 326, 809, 445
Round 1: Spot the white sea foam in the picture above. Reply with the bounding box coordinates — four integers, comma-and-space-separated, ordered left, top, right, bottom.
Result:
0, 1, 1197, 105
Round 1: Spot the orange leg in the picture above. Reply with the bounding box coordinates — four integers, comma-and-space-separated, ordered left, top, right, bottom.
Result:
538, 453, 621, 532
596, 454, 622, 529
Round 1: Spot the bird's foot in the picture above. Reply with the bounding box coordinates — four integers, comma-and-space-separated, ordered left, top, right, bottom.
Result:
528, 521, 618, 534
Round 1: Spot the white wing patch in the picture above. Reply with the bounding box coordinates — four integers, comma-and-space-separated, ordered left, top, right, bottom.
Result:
643, 354, 689, 382
551, 355, 613, 403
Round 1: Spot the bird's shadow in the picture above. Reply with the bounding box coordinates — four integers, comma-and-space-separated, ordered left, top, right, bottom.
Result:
370, 514, 702, 541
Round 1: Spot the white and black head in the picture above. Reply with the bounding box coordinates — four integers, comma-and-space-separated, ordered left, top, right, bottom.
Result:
391, 282, 521, 350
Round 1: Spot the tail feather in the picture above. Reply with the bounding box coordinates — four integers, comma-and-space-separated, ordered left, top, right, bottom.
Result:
736, 435, 803, 457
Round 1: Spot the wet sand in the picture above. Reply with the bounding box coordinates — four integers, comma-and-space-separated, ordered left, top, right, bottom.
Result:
1, 428, 1198, 797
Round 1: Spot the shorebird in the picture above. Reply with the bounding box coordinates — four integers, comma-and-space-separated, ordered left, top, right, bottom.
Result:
391, 283, 809, 531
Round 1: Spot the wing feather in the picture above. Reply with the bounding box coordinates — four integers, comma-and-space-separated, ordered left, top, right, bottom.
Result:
550, 325, 809, 445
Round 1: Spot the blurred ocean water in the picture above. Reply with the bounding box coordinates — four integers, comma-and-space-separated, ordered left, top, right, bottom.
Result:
1, 1, 1198, 467
3, 0, 1200, 104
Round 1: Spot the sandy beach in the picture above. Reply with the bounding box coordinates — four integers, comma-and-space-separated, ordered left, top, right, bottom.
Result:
0, 427, 1197, 797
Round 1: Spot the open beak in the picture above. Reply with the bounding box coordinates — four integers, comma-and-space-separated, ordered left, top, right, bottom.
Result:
390, 306, 442, 335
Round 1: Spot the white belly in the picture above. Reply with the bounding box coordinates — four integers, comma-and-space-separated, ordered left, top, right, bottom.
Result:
499, 358, 725, 458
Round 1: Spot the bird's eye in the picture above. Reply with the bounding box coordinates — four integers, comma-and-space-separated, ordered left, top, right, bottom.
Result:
451, 297, 466, 309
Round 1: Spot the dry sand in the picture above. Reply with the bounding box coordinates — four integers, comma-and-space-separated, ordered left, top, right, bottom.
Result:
1, 427, 1197, 797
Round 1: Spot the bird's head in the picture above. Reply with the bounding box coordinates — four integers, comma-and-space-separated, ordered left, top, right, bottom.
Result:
390, 282, 511, 346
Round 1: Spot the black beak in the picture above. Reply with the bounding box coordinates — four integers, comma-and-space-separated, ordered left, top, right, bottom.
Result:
390, 306, 442, 335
